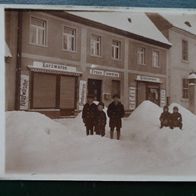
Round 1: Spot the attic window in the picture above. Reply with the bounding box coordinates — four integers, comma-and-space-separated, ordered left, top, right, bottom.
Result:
185, 21, 192, 27
128, 18, 132, 23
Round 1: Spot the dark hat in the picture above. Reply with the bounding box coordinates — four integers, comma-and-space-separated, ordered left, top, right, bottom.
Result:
87, 94, 95, 99
173, 106, 179, 110
98, 102, 104, 108
163, 105, 169, 110
112, 94, 120, 99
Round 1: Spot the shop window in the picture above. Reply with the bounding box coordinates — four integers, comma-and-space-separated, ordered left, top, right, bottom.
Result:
33, 73, 56, 108
63, 26, 76, 52
182, 78, 189, 99
182, 40, 188, 61
137, 47, 146, 65
30, 16, 47, 46
112, 80, 120, 98
90, 34, 101, 56
152, 50, 160, 68
112, 40, 121, 60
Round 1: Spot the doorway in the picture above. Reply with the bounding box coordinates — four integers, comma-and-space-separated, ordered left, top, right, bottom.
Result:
112, 80, 121, 98
88, 79, 102, 101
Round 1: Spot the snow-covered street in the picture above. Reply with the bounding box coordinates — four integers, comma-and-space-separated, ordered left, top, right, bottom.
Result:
5, 101, 196, 177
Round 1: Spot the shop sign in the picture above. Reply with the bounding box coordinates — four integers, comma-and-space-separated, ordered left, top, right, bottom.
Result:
129, 86, 136, 110
20, 74, 29, 110
160, 89, 166, 107
136, 75, 161, 83
90, 69, 104, 76
32, 61, 77, 73
90, 69, 119, 78
79, 80, 87, 106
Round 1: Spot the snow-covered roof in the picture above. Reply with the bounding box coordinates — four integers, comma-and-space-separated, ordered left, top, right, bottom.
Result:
67, 11, 171, 46
161, 13, 196, 36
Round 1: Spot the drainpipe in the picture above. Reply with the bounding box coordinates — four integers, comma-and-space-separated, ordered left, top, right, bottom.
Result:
15, 11, 23, 110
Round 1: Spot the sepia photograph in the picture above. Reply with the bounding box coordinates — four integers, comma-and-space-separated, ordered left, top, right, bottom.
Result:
4, 6, 196, 180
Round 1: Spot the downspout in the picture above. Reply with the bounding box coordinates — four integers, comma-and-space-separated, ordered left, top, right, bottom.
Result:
15, 11, 23, 110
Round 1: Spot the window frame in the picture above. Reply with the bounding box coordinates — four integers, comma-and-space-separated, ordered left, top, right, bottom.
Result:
137, 47, 146, 65
182, 78, 189, 99
90, 34, 102, 57
152, 50, 160, 68
29, 16, 48, 47
62, 25, 77, 52
112, 40, 121, 60
182, 39, 189, 62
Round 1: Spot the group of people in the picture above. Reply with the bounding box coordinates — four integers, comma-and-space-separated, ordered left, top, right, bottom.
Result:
159, 105, 183, 130
82, 95, 183, 140
82, 94, 125, 140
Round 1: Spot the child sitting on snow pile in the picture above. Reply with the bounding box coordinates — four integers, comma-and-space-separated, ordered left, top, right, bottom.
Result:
170, 106, 183, 130
159, 105, 171, 128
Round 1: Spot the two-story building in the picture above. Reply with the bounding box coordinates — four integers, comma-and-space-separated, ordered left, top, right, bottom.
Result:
147, 13, 196, 113
5, 10, 171, 118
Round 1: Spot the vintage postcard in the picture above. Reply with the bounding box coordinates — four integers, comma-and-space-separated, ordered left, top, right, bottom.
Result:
1, 4, 196, 180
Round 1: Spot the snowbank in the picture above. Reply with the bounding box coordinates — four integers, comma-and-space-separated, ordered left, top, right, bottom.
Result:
5, 101, 196, 176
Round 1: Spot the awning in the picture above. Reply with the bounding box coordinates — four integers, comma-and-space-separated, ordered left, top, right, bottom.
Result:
5, 41, 12, 57
28, 65, 82, 76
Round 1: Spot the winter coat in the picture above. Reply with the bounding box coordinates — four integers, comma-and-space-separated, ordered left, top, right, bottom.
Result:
170, 112, 182, 126
95, 111, 107, 135
107, 101, 125, 128
82, 103, 97, 127
159, 111, 171, 122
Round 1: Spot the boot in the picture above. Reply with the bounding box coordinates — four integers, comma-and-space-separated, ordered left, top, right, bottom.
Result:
117, 131, 120, 140
110, 131, 114, 139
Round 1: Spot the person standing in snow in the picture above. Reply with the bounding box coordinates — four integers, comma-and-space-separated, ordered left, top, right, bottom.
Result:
107, 94, 125, 140
95, 102, 107, 137
159, 105, 171, 128
170, 106, 183, 130
82, 95, 97, 135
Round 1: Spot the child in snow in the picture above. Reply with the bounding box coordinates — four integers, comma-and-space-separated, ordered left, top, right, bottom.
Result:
82, 95, 97, 135
95, 102, 107, 137
159, 105, 171, 128
107, 94, 125, 140
170, 106, 183, 130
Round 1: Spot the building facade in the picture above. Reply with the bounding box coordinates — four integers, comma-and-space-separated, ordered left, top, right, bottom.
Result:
5, 10, 170, 118
148, 13, 196, 113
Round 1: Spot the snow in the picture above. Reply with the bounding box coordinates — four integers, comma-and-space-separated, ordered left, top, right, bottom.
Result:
5, 101, 196, 177
67, 11, 171, 46
5, 41, 12, 57
161, 13, 196, 36
188, 73, 196, 79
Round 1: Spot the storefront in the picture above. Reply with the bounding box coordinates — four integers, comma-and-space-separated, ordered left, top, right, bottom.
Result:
80, 67, 122, 107
128, 74, 167, 110
20, 61, 82, 118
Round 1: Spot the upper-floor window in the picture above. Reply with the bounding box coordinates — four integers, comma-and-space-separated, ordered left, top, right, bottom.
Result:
112, 40, 121, 60
152, 50, 160, 68
90, 34, 101, 56
182, 78, 189, 99
30, 16, 47, 46
137, 47, 146, 65
63, 26, 76, 52
182, 40, 189, 61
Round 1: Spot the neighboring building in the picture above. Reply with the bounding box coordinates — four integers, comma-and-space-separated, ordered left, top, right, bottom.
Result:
147, 13, 196, 113
5, 10, 171, 118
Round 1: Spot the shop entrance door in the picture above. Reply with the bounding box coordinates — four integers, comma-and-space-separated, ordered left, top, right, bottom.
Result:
112, 80, 121, 98
88, 79, 102, 101
146, 84, 160, 105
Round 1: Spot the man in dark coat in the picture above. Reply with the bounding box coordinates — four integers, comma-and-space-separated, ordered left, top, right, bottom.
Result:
170, 106, 183, 130
107, 94, 125, 140
159, 105, 171, 128
95, 102, 107, 137
82, 95, 97, 135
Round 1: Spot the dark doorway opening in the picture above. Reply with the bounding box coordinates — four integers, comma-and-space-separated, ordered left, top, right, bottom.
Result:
88, 79, 102, 101
112, 80, 121, 98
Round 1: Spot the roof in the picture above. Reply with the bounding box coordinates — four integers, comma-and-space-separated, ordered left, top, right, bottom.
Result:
188, 73, 196, 79
161, 13, 196, 36
67, 11, 171, 47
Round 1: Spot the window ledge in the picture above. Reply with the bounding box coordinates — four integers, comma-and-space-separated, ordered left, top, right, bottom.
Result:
29, 42, 48, 48
181, 59, 189, 64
